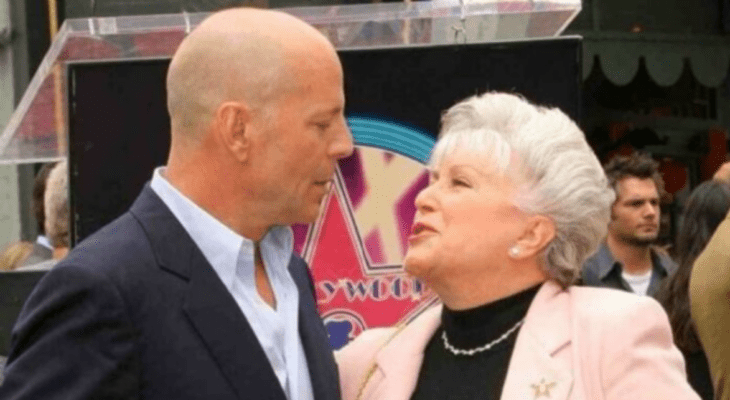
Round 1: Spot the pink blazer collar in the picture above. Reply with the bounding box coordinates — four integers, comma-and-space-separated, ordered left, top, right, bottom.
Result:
371, 281, 575, 400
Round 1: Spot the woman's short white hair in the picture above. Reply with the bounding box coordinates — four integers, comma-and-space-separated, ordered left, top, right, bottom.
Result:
431, 92, 615, 287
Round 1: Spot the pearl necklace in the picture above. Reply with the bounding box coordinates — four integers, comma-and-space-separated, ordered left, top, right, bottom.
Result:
441, 318, 525, 356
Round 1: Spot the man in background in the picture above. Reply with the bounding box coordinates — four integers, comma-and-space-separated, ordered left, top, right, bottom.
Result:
582, 152, 676, 296
1, 8, 352, 399
17, 160, 69, 270
43, 160, 69, 260
18, 162, 56, 267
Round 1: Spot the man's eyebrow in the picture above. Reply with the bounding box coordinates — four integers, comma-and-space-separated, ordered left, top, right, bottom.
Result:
308, 107, 343, 120
622, 196, 659, 202
314, 103, 344, 114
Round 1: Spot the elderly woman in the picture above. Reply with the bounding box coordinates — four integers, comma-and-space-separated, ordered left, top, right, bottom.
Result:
336, 92, 699, 400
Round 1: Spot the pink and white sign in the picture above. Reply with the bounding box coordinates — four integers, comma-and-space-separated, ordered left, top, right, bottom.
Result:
293, 121, 438, 349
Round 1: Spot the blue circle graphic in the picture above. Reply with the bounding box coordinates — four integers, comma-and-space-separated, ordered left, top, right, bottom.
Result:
347, 116, 435, 164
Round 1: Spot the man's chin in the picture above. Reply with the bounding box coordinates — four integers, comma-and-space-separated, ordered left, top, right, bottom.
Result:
626, 234, 658, 247
295, 208, 322, 225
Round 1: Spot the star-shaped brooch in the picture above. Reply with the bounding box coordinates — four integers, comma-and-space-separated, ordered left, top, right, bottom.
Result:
530, 378, 557, 398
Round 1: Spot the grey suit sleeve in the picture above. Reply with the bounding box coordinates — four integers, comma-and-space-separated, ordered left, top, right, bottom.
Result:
0, 264, 140, 399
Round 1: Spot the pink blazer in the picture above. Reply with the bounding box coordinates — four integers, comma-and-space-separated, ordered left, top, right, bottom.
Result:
336, 281, 700, 400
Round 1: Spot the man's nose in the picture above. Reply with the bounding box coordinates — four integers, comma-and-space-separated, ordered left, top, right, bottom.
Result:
643, 202, 658, 217
330, 120, 354, 160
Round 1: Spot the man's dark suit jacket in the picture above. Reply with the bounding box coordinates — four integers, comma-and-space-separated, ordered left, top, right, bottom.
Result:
0, 186, 340, 400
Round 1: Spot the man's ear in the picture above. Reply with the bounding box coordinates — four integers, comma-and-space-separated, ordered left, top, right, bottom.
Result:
513, 215, 556, 259
215, 102, 251, 163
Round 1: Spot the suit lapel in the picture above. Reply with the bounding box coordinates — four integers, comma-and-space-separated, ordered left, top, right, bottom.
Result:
500, 282, 573, 400
131, 186, 286, 400
290, 257, 340, 400
183, 250, 287, 400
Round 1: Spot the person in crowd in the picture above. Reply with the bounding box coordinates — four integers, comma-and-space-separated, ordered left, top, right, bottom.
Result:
582, 152, 676, 296
18, 162, 56, 267
43, 160, 69, 260
16, 160, 70, 271
0, 7, 352, 400
336, 92, 699, 400
690, 161, 730, 400
0, 241, 34, 271
655, 179, 730, 400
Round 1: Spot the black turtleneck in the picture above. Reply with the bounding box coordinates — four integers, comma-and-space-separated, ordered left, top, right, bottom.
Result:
409, 283, 542, 400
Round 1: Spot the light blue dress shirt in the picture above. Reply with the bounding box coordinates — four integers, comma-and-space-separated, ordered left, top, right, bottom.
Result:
151, 168, 314, 400
35, 235, 52, 250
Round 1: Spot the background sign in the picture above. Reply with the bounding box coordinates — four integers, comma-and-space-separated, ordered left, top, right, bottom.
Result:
295, 121, 435, 349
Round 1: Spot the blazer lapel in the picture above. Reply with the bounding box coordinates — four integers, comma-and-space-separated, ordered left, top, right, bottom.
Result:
500, 282, 573, 400
290, 257, 340, 400
131, 186, 286, 400
183, 251, 287, 400
369, 306, 443, 400
357, 282, 573, 400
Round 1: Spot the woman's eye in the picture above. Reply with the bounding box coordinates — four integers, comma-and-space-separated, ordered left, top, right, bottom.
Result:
452, 179, 469, 187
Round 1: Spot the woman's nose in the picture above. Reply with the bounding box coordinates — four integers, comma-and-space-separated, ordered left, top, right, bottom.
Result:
414, 183, 436, 213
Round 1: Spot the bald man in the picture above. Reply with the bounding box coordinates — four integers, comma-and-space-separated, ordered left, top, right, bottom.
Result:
0, 8, 352, 400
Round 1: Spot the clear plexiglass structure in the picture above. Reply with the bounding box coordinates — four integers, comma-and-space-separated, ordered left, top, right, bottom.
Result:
0, 0, 580, 164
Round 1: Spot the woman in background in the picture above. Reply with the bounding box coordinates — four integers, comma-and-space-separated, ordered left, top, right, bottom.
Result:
336, 91, 700, 400
656, 180, 730, 400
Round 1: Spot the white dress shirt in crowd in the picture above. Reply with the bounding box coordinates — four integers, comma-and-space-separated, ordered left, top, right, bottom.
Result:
35, 235, 52, 250
151, 167, 314, 400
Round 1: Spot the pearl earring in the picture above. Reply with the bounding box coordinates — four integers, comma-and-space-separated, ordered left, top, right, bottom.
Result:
508, 246, 521, 258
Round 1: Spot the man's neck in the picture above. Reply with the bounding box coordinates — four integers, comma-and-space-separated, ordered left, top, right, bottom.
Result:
606, 235, 653, 275
165, 158, 271, 242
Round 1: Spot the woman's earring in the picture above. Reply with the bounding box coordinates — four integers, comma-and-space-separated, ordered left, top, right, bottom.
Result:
508, 246, 521, 258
